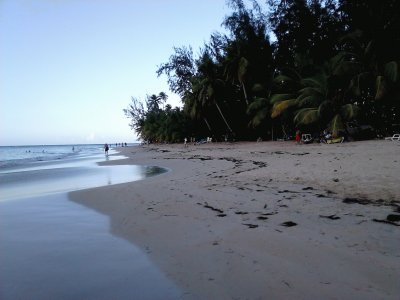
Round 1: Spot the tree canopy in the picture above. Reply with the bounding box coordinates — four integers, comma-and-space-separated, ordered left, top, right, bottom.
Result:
125, 0, 400, 143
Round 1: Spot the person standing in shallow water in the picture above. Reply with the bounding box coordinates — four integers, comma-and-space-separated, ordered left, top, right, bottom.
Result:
104, 143, 109, 155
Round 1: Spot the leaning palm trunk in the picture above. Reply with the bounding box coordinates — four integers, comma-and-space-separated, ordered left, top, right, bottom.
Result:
238, 57, 249, 105
242, 82, 249, 105
215, 102, 233, 133
203, 118, 212, 132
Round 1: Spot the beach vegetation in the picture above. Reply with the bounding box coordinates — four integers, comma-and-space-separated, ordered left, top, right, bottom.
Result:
125, 0, 400, 142
124, 93, 191, 143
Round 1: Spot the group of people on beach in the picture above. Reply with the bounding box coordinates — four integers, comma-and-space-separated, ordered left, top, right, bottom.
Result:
184, 136, 214, 147
104, 142, 129, 155
295, 129, 345, 144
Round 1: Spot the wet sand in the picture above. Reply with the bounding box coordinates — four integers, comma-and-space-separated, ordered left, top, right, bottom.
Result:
0, 194, 181, 300
70, 140, 400, 299
0, 153, 180, 299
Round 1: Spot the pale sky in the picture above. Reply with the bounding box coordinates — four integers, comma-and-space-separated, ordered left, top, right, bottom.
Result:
0, 0, 229, 146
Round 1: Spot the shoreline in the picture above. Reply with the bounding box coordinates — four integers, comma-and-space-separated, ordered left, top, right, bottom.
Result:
0, 149, 183, 299
70, 140, 400, 299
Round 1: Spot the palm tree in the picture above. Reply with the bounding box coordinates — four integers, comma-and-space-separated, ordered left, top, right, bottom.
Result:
192, 51, 234, 134
339, 29, 400, 133
146, 92, 168, 112
226, 56, 250, 105
158, 92, 168, 109
270, 53, 359, 136
183, 89, 213, 133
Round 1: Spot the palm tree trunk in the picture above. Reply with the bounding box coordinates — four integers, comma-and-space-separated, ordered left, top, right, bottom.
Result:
242, 82, 249, 105
203, 118, 212, 132
215, 102, 233, 133
271, 120, 274, 141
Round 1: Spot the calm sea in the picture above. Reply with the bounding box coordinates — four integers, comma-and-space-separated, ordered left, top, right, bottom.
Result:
0, 143, 168, 201
0, 144, 181, 299
0, 144, 117, 170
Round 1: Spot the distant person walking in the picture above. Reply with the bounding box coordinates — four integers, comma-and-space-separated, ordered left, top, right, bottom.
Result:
104, 143, 109, 155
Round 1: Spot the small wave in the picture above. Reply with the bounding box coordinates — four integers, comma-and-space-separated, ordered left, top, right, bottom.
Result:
0, 144, 104, 171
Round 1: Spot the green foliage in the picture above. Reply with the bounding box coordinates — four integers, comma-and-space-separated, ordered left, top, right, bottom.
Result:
156, 46, 195, 98
247, 97, 269, 127
126, 0, 400, 141
271, 99, 297, 118
328, 114, 344, 137
375, 76, 387, 100
341, 104, 358, 120
124, 93, 190, 143
294, 108, 320, 125
384, 61, 398, 83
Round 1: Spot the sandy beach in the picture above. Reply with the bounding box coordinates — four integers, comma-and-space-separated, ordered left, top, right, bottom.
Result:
70, 140, 400, 299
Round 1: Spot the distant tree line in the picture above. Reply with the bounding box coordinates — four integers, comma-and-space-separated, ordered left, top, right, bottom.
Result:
125, 0, 400, 143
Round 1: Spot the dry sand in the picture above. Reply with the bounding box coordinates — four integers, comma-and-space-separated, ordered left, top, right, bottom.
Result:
70, 140, 400, 299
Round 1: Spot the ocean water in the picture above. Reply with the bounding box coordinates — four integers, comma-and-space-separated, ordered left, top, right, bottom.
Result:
0, 144, 182, 299
0, 144, 118, 170
0, 143, 167, 201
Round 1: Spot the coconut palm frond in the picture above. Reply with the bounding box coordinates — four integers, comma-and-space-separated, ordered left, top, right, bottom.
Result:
328, 114, 344, 137
329, 52, 346, 67
197, 86, 208, 106
325, 52, 361, 77
207, 85, 214, 98
251, 83, 264, 93
249, 109, 269, 127
247, 97, 268, 113
340, 104, 358, 120
317, 100, 333, 117
271, 99, 297, 118
247, 97, 269, 127
279, 67, 303, 82
297, 95, 323, 107
249, 114, 266, 127
269, 93, 295, 104
333, 60, 361, 76
349, 72, 370, 96
273, 74, 295, 84
298, 87, 318, 95
338, 29, 363, 45
294, 108, 319, 125
384, 61, 398, 83
375, 75, 387, 100
364, 40, 375, 58
298, 87, 325, 98
300, 77, 325, 88
294, 52, 314, 70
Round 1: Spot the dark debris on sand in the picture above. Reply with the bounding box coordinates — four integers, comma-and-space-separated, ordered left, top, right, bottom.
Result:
203, 202, 224, 214
387, 214, 400, 222
343, 198, 372, 205
343, 198, 400, 208
281, 221, 297, 227
243, 223, 259, 229
373, 214, 400, 226
372, 218, 400, 226
319, 214, 341, 220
